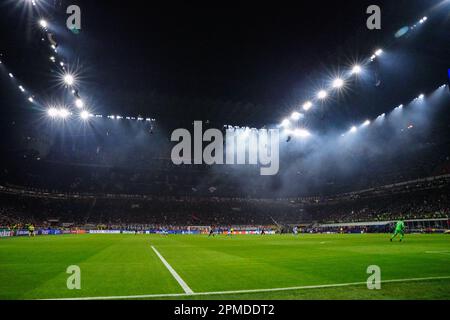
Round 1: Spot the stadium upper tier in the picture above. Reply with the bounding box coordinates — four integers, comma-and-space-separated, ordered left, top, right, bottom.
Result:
1, 174, 448, 227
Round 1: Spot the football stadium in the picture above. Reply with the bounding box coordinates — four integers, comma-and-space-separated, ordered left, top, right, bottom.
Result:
0, 0, 450, 304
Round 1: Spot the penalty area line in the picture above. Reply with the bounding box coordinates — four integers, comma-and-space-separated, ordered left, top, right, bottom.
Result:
45, 275, 450, 300
425, 251, 450, 255
151, 245, 194, 295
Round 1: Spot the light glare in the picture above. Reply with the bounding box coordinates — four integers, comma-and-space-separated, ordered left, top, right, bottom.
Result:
292, 128, 311, 138
332, 78, 344, 88
80, 111, 90, 120
39, 19, 48, 29
317, 90, 328, 99
280, 119, 290, 128
302, 101, 313, 111
291, 112, 303, 121
63, 74, 75, 86
59, 108, 70, 118
47, 108, 58, 117
75, 99, 84, 108
351, 65, 362, 74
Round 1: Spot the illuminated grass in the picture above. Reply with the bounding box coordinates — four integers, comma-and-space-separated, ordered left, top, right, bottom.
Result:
0, 234, 448, 300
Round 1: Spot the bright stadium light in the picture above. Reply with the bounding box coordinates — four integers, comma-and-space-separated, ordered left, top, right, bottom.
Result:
351, 65, 362, 75
302, 101, 313, 111
63, 73, 75, 86
28, 97, 34, 103
349, 126, 357, 133
375, 49, 383, 56
47, 107, 58, 118
58, 108, 70, 118
80, 110, 91, 120
332, 78, 344, 89
18, 85, 25, 92
292, 128, 311, 138
317, 90, 328, 100
291, 112, 303, 121
8, 73, 14, 78
362, 120, 371, 127
39, 19, 48, 29
280, 119, 290, 128
75, 98, 84, 108
418, 93, 424, 99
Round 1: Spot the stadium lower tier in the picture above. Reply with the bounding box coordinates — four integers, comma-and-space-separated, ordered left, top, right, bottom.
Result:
0, 176, 448, 229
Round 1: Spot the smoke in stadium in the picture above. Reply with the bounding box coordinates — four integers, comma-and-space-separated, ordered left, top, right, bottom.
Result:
0, 0, 449, 308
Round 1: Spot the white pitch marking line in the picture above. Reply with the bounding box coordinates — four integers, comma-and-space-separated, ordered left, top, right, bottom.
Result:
151, 245, 194, 295
45, 275, 450, 300
426, 251, 450, 255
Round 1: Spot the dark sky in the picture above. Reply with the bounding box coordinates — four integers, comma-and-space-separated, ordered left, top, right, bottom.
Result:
1, 0, 449, 128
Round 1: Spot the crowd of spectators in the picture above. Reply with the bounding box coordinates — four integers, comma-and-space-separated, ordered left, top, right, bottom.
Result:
0, 175, 448, 229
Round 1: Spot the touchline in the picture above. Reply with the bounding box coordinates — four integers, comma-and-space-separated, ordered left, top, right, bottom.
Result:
171, 121, 280, 176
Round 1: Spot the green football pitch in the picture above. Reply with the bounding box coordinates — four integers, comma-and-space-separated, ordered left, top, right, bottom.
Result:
0, 234, 449, 300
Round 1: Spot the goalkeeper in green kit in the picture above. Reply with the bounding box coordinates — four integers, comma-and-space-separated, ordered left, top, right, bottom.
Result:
390, 220, 405, 242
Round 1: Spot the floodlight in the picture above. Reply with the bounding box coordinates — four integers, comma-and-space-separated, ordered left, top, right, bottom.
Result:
291, 112, 303, 121
293, 128, 311, 138
59, 108, 70, 118
63, 74, 75, 86
280, 119, 290, 128
332, 78, 344, 88
48, 108, 58, 117
351, 65, 362, 74
303, 101, 312, 111
39, 19, 48, 29
317, 90, 328, 99
75, 98, 84, 108
80, 110, 90, 120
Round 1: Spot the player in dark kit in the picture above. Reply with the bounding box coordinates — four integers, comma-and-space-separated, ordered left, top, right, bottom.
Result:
28, 224, 35, 237
208, 227, 215, 237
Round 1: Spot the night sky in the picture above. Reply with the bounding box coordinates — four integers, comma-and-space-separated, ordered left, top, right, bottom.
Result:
1, 0, 449, 128
0, 0, 449, 197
